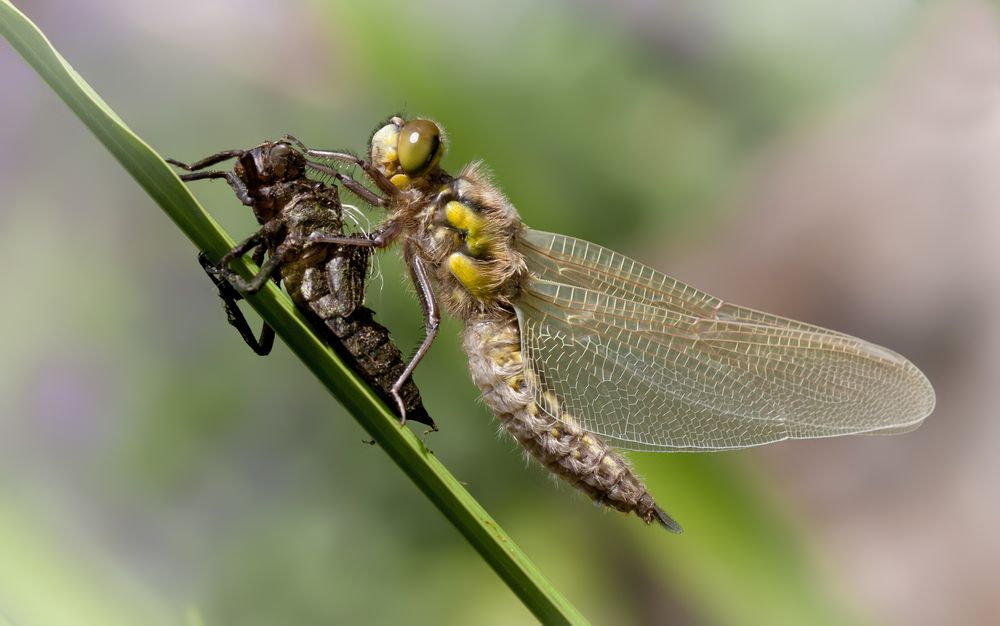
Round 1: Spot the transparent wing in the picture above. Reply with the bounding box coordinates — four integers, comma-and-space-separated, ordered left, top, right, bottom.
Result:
513, 229, 936, 452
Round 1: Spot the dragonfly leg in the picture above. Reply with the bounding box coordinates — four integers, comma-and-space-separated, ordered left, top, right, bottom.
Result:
167, 151, 244, 172
168, 152, 254, 204
305, 161, 389, 207
308, 218, 401, 249
205, 229, 285, 296
283, 135, 399, 198
198, 249, 275, 356
168, 166, 252, 206
213, 230, 265, 270
308, 153, 394, 195
390, 252, 440, 426
222, 248, 285, 295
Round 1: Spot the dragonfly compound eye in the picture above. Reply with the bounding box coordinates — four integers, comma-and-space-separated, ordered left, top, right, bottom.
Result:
398, 119, 444, 175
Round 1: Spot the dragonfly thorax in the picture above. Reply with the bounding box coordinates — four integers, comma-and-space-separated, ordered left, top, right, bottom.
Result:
405, 161, 527, 321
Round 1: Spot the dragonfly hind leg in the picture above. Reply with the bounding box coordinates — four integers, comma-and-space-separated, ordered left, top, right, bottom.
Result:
206, 229, 289, 296
198, 248, 276, 356
389, 252, 440, 426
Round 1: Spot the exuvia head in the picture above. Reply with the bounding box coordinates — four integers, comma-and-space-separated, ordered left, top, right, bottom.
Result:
236, 141, 306, 189
370, 116, 446, 188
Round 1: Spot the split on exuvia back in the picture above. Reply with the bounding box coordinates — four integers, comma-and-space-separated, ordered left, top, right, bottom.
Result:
198, 116, 934, 532
294, 115, 936, 532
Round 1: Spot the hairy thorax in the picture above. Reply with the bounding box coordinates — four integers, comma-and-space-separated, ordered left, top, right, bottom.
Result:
400, 161, 527, 321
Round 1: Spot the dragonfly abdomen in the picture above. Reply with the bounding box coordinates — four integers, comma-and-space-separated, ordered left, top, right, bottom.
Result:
463, 314, 681, 532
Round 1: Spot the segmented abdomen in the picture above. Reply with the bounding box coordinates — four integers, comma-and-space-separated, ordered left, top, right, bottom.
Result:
462, 312, 679, 531
284, 248, 432, 427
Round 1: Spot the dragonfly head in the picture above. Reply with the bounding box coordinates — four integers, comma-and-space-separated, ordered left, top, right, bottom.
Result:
369, 116, 446, 189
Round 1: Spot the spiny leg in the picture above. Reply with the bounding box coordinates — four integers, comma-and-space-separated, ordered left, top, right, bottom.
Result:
198, 250, 275, 356
305, 161, 389, 208
306, 152, 397, 197
307, 219, 402, 249
391, 252, 440, 425
281, 134, 399, 199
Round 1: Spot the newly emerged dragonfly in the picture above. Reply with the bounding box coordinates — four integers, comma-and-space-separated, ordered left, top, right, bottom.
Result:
296, 117, 934, 531
168, 140, 435, 428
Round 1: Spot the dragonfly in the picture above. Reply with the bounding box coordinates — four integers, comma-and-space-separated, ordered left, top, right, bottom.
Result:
293, 117, 933, 532
168, 140, 435, 429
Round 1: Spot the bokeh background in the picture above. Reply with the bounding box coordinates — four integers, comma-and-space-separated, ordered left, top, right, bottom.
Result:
1, 1, 997, 624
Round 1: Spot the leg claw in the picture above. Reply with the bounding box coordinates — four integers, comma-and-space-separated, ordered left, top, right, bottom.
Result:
393, 392, 408, 427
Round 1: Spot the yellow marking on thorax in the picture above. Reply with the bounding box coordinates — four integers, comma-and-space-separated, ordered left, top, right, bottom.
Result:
448, 253, 492, 297
445, 200, 489, 257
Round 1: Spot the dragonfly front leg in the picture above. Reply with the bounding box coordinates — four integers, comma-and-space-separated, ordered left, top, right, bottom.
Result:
167, 150, 244, 171
304, 160, 389, 208
391, 252, 440, 426
283, 135, 399, 198
167, 154, 252, 205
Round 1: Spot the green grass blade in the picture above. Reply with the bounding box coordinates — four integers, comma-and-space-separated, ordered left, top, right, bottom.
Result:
0, 2, 588, 623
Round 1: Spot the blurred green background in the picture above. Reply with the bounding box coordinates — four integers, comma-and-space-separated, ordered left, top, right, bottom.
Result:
1, 0, 994, 624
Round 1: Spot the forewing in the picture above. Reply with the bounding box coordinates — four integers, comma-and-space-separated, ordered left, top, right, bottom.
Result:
514, 230, 936, 451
